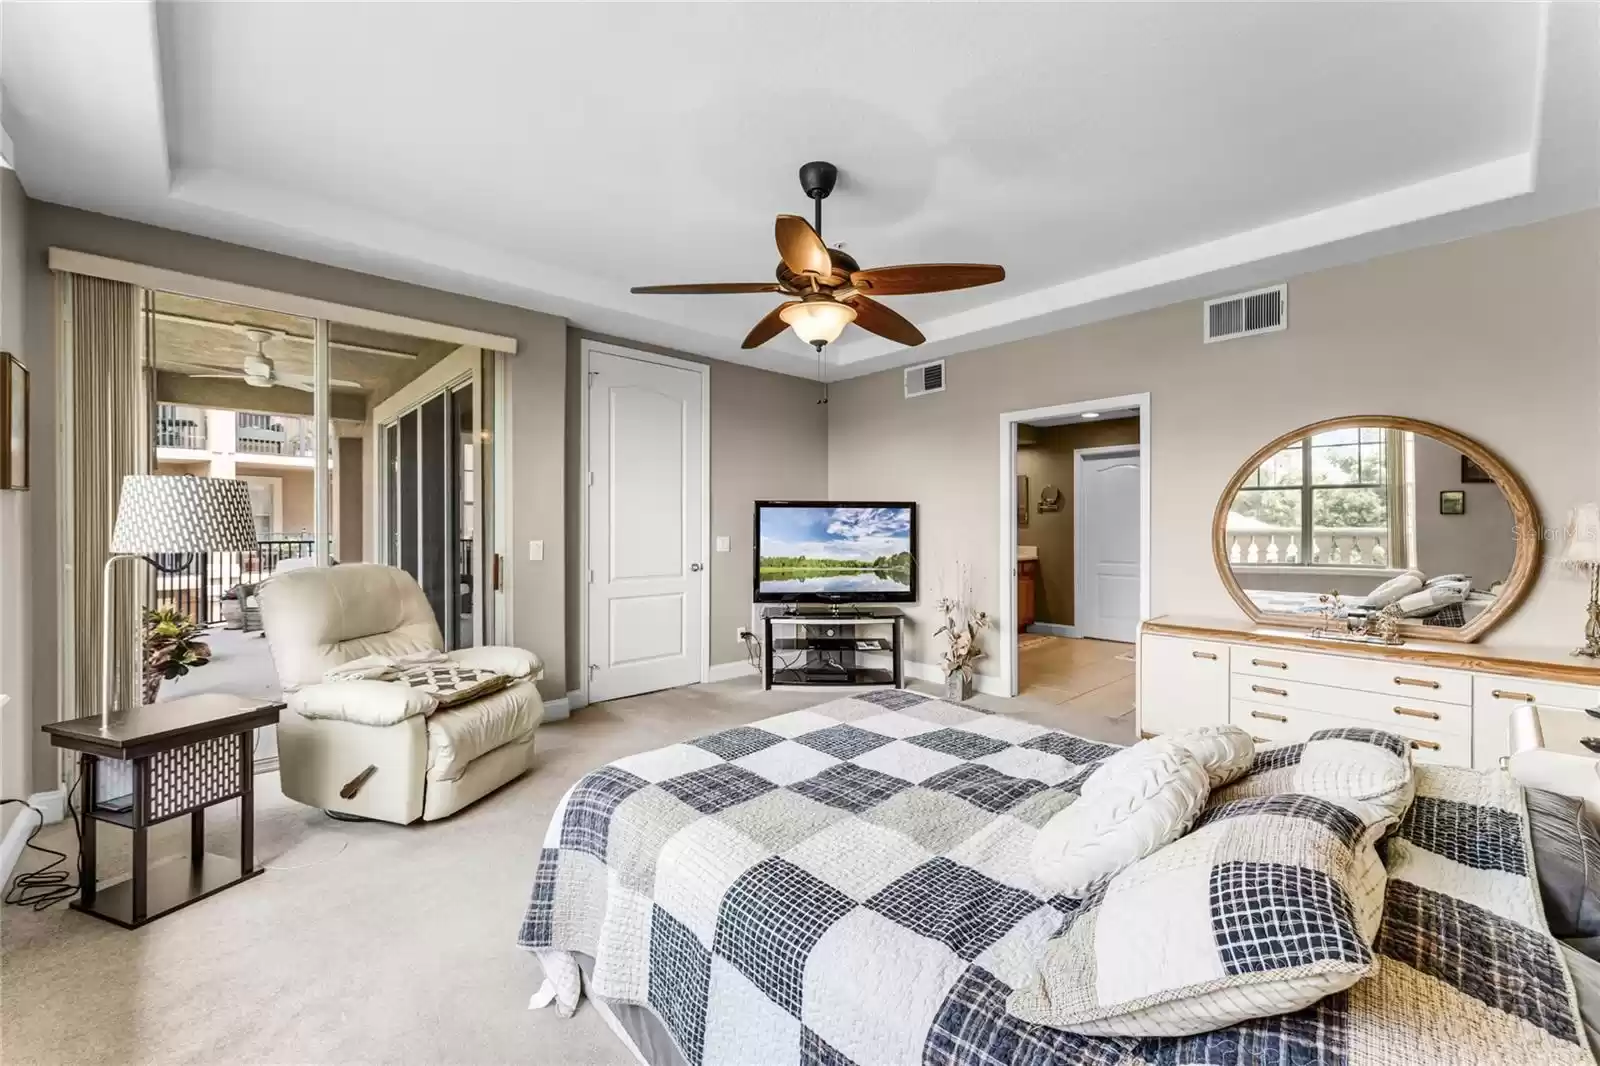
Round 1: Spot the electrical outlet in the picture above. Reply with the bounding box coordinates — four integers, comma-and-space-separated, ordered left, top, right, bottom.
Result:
736, 626, 753, 642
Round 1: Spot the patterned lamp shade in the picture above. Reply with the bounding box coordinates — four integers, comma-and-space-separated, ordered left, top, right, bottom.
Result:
1563, 503, 1600, 568
110, 475, 260, 554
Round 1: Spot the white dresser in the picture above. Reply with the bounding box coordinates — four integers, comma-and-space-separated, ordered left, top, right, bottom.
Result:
1138, 616, 1600, 770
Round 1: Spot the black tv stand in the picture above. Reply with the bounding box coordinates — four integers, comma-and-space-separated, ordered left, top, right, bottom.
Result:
761, 606, 905, 691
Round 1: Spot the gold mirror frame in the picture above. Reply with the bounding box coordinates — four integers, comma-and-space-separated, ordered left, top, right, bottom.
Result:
1211, 415, 1541, 643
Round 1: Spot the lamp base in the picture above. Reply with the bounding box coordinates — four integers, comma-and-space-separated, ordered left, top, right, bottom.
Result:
1575, 640, 1600, 659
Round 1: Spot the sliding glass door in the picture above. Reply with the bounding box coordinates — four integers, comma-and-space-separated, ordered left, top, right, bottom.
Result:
377, 366, 486, 649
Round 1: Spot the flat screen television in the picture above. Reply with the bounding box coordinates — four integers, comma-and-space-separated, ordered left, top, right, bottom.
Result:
754, 501, 917, 604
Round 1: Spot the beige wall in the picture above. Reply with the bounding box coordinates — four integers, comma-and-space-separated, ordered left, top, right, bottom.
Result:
1413, 432, 1517, 586
828, 210, 1600, 675
336, 436, 365, 563
565, 330, 829, 684
1017, 418, 1141, 625
25, 203, 569, 788
0, 169, 31, 804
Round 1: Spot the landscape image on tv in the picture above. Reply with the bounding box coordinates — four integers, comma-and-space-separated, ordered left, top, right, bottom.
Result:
758, 505, 913, 596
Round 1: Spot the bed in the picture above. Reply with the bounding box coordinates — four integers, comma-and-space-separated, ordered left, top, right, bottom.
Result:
518, 690, 1594, 1066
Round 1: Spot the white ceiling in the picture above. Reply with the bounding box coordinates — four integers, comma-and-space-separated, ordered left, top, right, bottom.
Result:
4, 3, 1596, 380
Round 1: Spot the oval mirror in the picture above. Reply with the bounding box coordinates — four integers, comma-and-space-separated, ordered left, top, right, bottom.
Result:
1212, 416, 1539, 642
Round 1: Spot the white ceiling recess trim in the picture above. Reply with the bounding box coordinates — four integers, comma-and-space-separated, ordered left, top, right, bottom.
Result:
46, 248, 520, 353
831, 154, 1535, 374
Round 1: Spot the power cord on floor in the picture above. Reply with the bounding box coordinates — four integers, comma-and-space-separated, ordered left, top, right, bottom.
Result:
2, 771, 82, 911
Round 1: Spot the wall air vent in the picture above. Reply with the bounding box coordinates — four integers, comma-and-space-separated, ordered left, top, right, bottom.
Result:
1204, 284, 1287, 343
904, 360, 945, 398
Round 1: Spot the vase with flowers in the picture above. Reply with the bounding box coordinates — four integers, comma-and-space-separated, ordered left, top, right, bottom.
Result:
935, 594, 990, 701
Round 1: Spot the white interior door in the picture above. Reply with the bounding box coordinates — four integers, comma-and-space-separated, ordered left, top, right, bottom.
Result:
1077, 450, 1141, 643
587, 350, 705, 702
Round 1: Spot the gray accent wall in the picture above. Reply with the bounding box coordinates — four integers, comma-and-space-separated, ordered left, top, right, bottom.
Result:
827, 210, 1600, 674
564, 330, 828, 688
0, 169, 31, 803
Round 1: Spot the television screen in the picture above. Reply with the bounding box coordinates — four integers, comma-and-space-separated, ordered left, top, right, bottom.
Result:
754, 502, 916, 603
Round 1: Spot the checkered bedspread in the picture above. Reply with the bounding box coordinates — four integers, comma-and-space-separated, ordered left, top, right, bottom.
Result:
517, 692, 1593, 1066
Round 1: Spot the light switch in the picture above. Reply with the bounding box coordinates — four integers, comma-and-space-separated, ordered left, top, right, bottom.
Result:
715, 536, 730, 553
528, 540, 544, 562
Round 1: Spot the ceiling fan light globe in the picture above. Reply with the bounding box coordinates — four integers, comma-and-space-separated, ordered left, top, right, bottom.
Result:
778, 300, 856, 346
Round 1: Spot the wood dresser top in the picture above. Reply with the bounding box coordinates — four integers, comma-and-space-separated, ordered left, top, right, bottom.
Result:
1143, 615, 1600, 687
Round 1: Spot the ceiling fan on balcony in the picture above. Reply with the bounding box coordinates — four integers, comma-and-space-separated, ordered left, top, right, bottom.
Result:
629, 161, 1006, 352
169, 329, 361, 392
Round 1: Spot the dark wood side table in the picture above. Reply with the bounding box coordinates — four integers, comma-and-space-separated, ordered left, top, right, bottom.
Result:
42, 693, 283, 929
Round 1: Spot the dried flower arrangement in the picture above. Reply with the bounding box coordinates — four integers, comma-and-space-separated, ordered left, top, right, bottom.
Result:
934, 563, 990, 700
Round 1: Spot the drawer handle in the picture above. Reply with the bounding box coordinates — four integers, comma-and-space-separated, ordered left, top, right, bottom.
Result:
1251, 735, 1269, 743
1191, 651, 1218, 660
1409, 739, 1441, 752
1393, 706, 1442, 721
1251, 684, 1288, 697
1251, 658, 1288, 669
1250, 710, 1288, 723
1393, 676, 1441, 690
1491, 689, 1536, 703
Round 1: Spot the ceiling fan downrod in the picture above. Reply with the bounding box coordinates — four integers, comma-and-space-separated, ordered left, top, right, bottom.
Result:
798, 160, 838, 240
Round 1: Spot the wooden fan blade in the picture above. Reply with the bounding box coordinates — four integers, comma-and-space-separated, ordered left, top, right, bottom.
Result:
850, 263, 1005, 296
741, 303, 794, 350
845, 295, 925, 347
631, 283, 781, 295
775, 215, 831, 277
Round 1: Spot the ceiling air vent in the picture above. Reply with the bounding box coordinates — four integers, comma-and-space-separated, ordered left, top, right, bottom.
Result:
904, 360, 945, 399
1204, 284, 1287, 343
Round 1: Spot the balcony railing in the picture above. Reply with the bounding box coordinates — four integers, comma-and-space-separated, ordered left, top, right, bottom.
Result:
151, 536, 319, 630
235, 412, 315, 457
155, 404, 207, 450
1226, 524, 1392, 569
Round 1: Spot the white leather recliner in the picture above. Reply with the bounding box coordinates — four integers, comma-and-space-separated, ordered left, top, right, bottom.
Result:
259, 563, 542, 824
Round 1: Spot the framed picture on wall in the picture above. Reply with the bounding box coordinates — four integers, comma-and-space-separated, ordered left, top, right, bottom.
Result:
1440, 490, 1465, 516
1461, 455, 1493, 483
1, 352, 26, 491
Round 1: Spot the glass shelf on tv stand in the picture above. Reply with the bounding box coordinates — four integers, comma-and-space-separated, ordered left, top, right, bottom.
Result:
760, 607, 905, 690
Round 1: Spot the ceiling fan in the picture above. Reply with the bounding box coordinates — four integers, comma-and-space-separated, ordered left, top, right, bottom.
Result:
631, 161, 1005, 352
172, 329, 361, 392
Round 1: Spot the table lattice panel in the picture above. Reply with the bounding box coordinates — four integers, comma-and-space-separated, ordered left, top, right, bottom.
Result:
147, 735, 243, 821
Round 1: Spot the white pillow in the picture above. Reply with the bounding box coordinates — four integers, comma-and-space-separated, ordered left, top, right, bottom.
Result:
1359, 570, 1424, 609
1085, 728, 1255, 796
1033, 738, 1210, 896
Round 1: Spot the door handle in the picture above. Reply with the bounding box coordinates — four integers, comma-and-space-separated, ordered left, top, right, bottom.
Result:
689, 562, 704, 572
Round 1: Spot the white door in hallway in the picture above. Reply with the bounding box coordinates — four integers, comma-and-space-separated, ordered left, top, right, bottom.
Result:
587, 349, 705, 703
1077, 449, 1141, 643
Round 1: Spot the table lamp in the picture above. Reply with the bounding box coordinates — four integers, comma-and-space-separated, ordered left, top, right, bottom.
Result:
102, 475, 259, 731
1562, 502, 1600, 658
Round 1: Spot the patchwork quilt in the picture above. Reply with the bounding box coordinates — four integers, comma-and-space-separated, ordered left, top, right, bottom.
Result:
517, 692, 1594, 1066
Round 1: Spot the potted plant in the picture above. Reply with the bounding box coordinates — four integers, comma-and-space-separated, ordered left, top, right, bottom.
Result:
935, 595, 990, 702
142, 606, 212, 703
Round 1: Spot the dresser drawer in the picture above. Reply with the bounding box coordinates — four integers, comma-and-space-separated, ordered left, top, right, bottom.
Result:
1473, 674, 1600, 769
1140, 633, 1230, 735
1231, 645, 1471, 705
1228, 674, 1470, 736
1231, 699, 1471, 768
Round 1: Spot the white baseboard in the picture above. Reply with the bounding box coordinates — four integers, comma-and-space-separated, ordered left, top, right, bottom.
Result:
905, 661, 1009, 698
543, 697, 572, 722
565, 690, 587, 713
1025, 623, 1078, 638
254, 757, 279, 776
705, 661, 759, 684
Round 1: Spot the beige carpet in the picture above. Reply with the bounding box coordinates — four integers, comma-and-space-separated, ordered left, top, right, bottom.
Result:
0, 678, 1133, 1066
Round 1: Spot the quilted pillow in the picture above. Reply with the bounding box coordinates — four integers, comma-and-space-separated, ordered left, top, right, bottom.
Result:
1008, 790, 1386, 1037
1032, 738, 1210, 896
1085, 727, 1254, 795
1210, 726, 1416, 827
